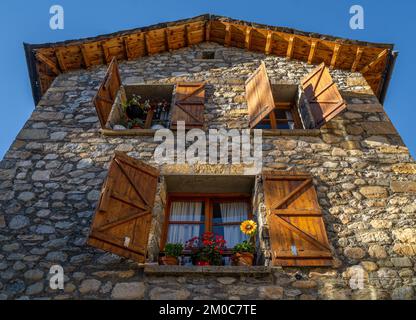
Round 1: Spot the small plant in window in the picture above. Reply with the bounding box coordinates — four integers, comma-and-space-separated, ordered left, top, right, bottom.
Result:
160, 243, 184, 265
232, 220, 257, 266
121, 94, 150, 128
185, 232, 226, 266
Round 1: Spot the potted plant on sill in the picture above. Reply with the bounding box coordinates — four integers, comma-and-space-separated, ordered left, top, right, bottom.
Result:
121, 94, 150, 129
186, 232, 226, 266
232, 220, 257, 266
159, 243, 183, 265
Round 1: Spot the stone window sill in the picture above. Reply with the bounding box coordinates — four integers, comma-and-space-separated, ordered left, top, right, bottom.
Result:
144, 265, 272, 276
100, 128, 321, 137
262, 129, 320, 136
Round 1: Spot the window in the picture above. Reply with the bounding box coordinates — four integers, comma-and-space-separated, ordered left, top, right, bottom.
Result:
202, 51, 216, 60
195, 50, 223, 61
94, 58, 206, 133
107, 84, 174, 130
162, 195, 251, 251
245, 62, 346, 130
255, 101, 302, 130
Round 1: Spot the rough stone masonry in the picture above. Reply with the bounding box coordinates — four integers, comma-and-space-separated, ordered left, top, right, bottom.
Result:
0, 42, 415, 300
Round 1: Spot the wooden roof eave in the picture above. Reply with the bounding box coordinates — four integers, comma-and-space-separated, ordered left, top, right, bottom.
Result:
24, 14, 396, 106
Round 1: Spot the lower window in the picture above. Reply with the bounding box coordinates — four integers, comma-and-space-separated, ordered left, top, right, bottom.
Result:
162, 195, 252, 250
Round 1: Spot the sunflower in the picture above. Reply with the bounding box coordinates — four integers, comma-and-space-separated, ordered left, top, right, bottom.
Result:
240, 220, 257, 236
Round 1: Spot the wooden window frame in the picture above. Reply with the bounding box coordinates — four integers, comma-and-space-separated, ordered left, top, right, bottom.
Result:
257, 102, 302, 130
160, 193, 252, 255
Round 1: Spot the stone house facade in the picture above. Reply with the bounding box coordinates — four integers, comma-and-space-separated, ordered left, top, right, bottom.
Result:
1, 16, 415, 300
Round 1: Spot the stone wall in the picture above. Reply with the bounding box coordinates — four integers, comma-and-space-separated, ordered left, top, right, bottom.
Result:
0, 43, 415, 300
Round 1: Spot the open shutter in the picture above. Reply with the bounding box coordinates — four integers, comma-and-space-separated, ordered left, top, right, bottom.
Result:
245, 61, 275, 128
93, 58, 121, 128
301, 63, 346, 128
263, 172, 333, 267
87, 151, 159, 263
170, 82, 205, 129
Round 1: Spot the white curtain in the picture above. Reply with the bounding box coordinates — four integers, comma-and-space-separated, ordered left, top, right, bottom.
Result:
219, 202, 249, 248
167, 202, 203, 244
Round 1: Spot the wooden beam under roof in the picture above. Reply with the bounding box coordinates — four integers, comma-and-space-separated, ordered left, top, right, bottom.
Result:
286, 35, 295, 59
265, 30, 273, 54
55, 48, 67, 72
205, 20, 211, 41
245, 27, 252, 50
224, 22, 231, 46
330, 43, 341, 69
80, 44, 90, 68
307, 40, 318, 64
360, 49, 388, 74
164, 29, 171, 51
351, 47, 364, 72
35, 52, 60, 75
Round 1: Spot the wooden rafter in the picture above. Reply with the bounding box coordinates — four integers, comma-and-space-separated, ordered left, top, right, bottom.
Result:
164, 29, 171, 51
80, 44, 90, 68
185, 25, 191, 47
245, 27, 252, 50
55, 48, 67, 72
351, 47, 364, 72
265, 30, 273, 55
35, 52, 60, 75
123, 38, 132, 60
224, 23, 231, 47
360, 49, 388, 74
286, 35, 295, 59
307, 40, 318, 64
102, 43, 110, 64
144, 33, 151, 55
330, 43, 341, 69
205, 20, 211, 41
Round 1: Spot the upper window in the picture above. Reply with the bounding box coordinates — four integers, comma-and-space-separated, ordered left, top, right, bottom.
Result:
254, 86, 302, 130
163, 195, 251, 250
245, 62, 346, 130
94, 58, 206, 133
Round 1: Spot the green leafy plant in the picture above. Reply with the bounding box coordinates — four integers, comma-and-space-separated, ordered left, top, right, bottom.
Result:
164, 243, 184, 258
126, 117, 145, 129
233, 240, 255, 254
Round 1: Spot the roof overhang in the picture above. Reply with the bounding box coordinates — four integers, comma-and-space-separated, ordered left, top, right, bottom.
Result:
24, 14, 396, 105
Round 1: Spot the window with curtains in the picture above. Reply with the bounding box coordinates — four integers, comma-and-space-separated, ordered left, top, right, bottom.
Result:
162, 195, 252, 251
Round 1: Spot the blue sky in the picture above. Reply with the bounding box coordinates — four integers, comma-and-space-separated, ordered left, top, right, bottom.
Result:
0, 0, 415, 159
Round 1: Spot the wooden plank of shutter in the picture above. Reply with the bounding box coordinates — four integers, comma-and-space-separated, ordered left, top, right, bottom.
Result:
93, 57, 121, 128
301, 63, 346, 128
245, 61, 275, 128
170, 82, 205, 129
263, 172, 333, 266
87, 151, 159, 263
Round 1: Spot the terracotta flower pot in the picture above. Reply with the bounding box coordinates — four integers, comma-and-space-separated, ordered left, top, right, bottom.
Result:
159, 256, 179, 265
232, 252, 254, 266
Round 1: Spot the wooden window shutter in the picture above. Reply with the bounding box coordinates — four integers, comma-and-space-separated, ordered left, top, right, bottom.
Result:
301, 63, 346, 128
87, 151, 159, 263
93, 57, 121, 128
245, 61, 275, 128
170, 82, 205, 129
263, 172, 333, 267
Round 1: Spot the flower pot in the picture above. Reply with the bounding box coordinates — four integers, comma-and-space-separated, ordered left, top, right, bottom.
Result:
232, 252, 254, 266
159, 256, 179, 265
196, 260, 210, 266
